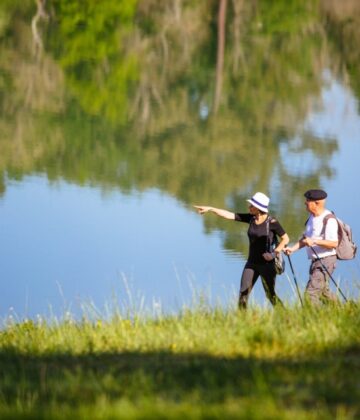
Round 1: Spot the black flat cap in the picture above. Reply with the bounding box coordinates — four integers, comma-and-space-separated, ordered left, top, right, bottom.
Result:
304, 189, 327, 201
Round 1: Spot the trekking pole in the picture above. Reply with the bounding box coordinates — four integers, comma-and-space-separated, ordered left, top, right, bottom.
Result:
286, 255, 303, 307
310, 246, 347, 302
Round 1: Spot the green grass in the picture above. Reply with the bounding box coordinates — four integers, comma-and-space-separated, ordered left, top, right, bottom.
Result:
0, 302, 359, 419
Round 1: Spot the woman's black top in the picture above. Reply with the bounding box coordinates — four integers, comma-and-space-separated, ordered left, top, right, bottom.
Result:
235, 213, 286, 264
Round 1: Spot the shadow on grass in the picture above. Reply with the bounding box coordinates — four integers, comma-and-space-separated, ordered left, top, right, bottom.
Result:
0, 344, 359, 415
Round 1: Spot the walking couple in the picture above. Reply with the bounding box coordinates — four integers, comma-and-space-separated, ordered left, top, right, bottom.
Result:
194, 189, 339, 308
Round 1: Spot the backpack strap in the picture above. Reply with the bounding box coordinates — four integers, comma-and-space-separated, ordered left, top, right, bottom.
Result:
321, 213, 338, 239
265, 216, 278, 252
304, 213, 338, 241
265, 217, 270, 252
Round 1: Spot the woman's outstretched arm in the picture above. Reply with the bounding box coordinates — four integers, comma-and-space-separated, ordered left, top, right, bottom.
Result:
193, 205, 235, 220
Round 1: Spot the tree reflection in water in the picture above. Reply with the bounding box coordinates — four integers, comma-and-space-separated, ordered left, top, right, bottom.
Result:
0, 0, 359, 254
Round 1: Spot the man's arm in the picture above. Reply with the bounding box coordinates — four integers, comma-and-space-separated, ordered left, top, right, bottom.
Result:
302, 216, 338, 249
284, 238, 306, 255
302, 237, 338, 249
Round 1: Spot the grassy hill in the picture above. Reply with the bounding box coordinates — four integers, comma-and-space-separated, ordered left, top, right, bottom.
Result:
0, 302, 359, 419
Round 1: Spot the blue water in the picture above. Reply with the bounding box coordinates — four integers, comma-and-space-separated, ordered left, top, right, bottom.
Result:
0, 76, 359, 320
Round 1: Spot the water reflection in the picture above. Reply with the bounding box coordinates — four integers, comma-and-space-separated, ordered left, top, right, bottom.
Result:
0, 177, 243, 318
0, 0, 360, 316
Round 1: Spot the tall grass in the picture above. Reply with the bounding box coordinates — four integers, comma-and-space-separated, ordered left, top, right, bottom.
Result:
0, 301, 359, 419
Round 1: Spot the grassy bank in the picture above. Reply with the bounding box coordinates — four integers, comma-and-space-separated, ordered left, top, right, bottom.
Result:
0, 302, 359, 419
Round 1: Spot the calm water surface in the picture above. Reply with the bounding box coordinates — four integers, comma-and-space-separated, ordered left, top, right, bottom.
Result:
1, 1, 360, 319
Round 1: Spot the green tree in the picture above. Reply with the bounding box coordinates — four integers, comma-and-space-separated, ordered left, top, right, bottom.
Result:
48, 0, 138, 123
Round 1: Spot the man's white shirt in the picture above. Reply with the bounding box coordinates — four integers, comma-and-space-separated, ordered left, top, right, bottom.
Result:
305, 209, 338, 259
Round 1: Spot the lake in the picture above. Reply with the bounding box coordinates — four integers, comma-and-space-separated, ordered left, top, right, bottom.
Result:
0, 0, 360, 319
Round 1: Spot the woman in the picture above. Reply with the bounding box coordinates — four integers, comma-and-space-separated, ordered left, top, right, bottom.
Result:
194, 192, 289, 309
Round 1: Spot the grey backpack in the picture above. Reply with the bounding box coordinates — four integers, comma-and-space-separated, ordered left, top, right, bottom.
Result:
322, 213, 357, 260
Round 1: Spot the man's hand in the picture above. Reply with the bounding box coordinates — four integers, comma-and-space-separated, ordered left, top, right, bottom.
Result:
284, 247, 293, 256
302, 236, 316, 247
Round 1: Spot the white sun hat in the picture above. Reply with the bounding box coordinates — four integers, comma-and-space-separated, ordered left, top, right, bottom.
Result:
246, 192, 270, 213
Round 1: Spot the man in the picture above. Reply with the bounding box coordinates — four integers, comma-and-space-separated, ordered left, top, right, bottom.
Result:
284, 189, 339, 304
